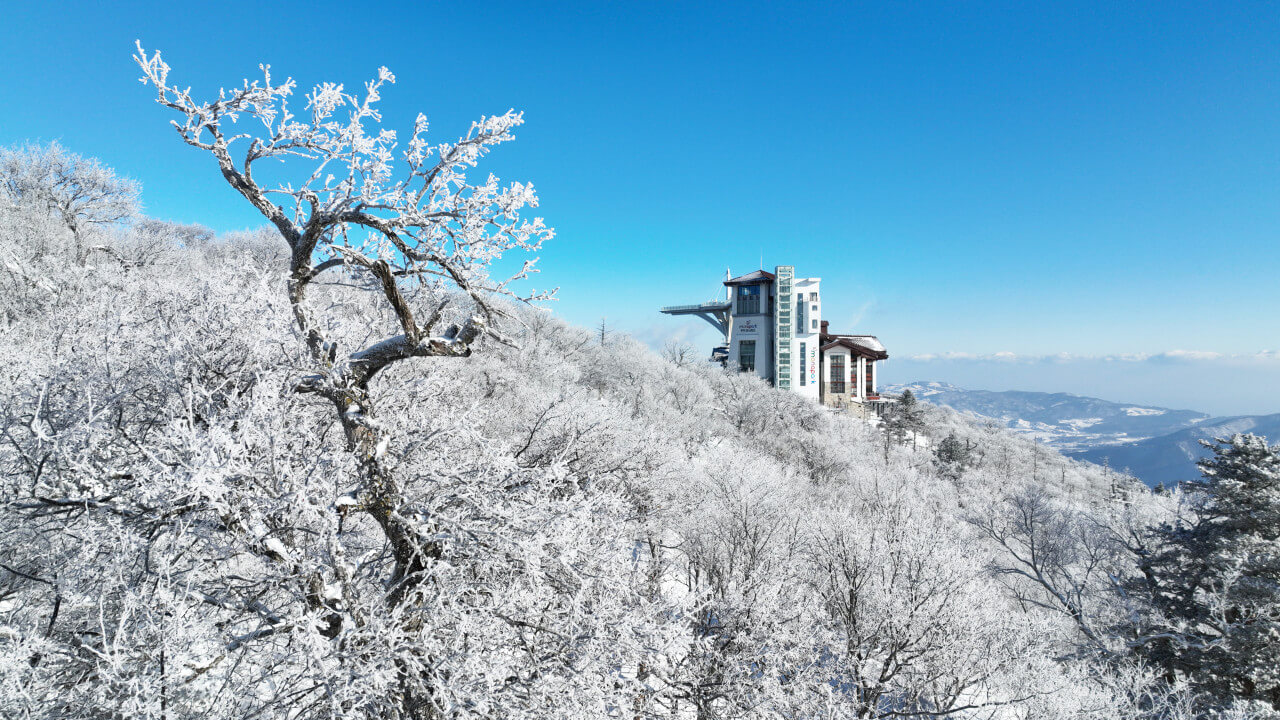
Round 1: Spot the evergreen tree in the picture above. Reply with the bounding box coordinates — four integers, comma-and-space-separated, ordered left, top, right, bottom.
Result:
1134, 433, 1280, 712
933, 432, 972, 482
884, 389, 925, 447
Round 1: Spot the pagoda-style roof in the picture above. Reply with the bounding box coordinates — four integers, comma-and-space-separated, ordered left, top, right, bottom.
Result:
820, 335, 889, 360
724, 269, 776, 286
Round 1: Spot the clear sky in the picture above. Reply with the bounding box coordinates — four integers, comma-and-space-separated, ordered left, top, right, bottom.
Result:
2, 1, 1277, 415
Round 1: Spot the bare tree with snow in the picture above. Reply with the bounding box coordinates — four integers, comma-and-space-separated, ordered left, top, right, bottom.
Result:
132, 43, 561, 717
0, 141, 139, 264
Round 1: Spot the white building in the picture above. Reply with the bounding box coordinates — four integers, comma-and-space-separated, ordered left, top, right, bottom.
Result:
661, 265, 888, 410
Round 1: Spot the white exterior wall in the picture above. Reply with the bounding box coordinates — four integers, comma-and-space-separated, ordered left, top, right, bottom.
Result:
855, 356, 866, 401
791, 278, 821, 400
719, 268, 841, 398
728, 313, 772, 380
727, 281, 774, 382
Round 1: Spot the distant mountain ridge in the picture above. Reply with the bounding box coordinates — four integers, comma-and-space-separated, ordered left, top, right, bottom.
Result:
887, 381, 1209, 452
1069, 413, 1280, 488
888, 382, 1280, 488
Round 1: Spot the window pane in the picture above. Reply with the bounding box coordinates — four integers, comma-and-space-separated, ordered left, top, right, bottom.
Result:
738, 340, 756, 372
737, 285, 761, 314
830, 355, 845, 394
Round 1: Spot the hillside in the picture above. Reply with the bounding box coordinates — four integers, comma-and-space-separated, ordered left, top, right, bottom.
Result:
0, 143, 1242, 718
0, 222, 1173, 718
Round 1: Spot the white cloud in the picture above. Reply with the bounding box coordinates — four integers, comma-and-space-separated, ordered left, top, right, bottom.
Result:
1150, 350, 1223, 362
905, 350, 1280, 365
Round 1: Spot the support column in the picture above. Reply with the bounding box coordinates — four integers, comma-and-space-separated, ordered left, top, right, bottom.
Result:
859, 356, 868, 401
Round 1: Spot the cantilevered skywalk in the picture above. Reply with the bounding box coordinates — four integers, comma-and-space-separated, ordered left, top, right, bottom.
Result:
659, 300, 732, 338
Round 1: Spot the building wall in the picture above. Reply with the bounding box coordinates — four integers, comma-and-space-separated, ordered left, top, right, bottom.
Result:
728, 314, 772, 379
791, 277, 821, 400
727, 281, 774, 382
821, 347, 854, 408
675, 264, 885, 401
721, 267, 881, 402
820, 349, 887, 408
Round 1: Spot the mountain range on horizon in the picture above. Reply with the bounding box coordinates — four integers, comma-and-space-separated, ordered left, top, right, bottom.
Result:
888, 381, 1280, 488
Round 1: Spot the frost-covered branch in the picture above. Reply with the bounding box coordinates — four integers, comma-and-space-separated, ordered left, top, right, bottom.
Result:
134, 43, 553, 377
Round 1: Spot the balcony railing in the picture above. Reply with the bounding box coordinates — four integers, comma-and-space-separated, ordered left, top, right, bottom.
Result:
660, 301, 731, 313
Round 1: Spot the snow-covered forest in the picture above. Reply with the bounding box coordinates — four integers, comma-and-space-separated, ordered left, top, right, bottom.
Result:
1, 50, 1277, 720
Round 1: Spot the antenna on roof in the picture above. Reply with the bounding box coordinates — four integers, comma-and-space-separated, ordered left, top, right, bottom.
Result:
759, 250, 763, 270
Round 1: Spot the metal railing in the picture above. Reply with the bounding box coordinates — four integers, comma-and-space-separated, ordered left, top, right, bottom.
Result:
660, 301, 731, 313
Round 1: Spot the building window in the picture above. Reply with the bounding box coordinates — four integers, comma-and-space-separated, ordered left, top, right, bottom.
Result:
738, 340, 756, 372
865, 360, 874, 395
811, 319, 818, 330
796, 295, 806, 333
799, 343, 806, 386
737, 285, 760, 315
830, 354, 845, 394
810, 291, 818, 302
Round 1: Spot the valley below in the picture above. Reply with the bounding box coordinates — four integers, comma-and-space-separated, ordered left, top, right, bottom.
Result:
891, 381, 1280, 488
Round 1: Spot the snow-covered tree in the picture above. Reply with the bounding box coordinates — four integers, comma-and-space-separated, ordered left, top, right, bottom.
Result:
933, 431, 973, 483
131, 44, 562, 715
0, 56, 1239, 719
1133, 433, 1280, 713
0, 141, 139, 264
804, 488, 1057, 718
970, 487, 1132, 658
883, 388, 925, 447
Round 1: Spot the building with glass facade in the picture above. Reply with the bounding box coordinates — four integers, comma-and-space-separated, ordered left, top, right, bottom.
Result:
661, 265, 888, 409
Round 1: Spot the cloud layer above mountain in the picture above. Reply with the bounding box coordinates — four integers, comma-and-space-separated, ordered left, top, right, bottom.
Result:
885, 352, 1280, 418
907, 350, 1280, 365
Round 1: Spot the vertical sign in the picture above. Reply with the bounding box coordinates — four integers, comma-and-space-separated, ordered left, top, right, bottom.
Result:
774, 266, 794, 390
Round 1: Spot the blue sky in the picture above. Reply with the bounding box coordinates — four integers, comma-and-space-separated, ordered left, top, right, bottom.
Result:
2, 1, 1277, 415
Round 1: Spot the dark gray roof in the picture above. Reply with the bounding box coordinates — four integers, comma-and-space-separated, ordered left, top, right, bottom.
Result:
724, 269, 776, 285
